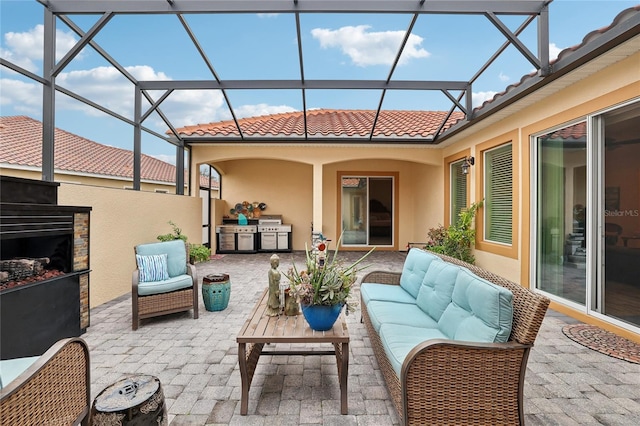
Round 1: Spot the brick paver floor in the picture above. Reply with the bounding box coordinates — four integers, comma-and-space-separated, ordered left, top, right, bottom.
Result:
84, 251, 640, 425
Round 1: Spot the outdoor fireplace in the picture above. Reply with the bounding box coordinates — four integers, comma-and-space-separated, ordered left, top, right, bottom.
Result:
0, 176, 91, 359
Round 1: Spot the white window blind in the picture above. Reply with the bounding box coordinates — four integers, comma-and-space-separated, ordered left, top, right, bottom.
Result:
484, 144, 512, 244
450, 160, 467, 224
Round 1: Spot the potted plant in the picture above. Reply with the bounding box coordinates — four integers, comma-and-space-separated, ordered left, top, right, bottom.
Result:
156, 221, 210, 264
425, 200, 483, 264
286, 235, 374, 330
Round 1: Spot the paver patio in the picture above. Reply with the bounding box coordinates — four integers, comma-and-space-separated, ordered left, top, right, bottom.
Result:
84, 251, 640, 425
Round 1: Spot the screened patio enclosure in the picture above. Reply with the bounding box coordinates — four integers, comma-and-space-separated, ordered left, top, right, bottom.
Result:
1, 0, 556, 191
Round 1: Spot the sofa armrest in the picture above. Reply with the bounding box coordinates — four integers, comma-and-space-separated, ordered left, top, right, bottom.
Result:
0, 337, 91, 426
361, 270, 402, 285
401, 338, 531, 425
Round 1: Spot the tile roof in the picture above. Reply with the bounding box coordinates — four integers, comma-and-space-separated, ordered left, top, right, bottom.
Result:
0, 115, 216, 188
174, 109, 465, 140
473, 5, 640, 112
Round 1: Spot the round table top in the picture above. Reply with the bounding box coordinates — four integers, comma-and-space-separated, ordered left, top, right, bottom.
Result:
94, 375, 160, 412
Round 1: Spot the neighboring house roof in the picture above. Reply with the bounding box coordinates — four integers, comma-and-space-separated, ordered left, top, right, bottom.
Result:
175, 109, 464, 140
0, 115, 217, 188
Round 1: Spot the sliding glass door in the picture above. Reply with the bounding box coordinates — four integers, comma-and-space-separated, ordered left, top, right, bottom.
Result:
601, 103, 640, 327
535, 122, 587, 305
341, 176, 393, 246
534, 101, 640, 330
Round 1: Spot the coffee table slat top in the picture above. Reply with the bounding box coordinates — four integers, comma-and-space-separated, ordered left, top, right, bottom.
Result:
237, 290, 349, 344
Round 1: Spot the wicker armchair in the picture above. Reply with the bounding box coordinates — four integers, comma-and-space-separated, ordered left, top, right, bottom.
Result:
361, 252, 550, 426
0, 337, 91, 425
132, 240, 199, 330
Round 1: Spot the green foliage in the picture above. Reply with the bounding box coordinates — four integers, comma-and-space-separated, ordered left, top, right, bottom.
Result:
425, 201, 483, 264
157, 220, 188, 242
189, 244, 211, 263
157, 221, 210, 263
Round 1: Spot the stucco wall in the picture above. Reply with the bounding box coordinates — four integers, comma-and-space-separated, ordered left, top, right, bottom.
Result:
193, 145, 443, 250
58, 183, 202, 307
440, 52, 640, 285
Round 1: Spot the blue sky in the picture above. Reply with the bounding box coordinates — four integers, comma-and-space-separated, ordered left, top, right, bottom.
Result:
1, 0, 638, 164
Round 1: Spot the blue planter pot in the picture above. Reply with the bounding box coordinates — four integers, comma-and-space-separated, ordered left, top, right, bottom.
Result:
301, 303, 344, 331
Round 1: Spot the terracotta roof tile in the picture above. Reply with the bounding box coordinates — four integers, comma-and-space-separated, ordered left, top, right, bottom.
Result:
0, 116, 217, 189
174, 109, 464, 140
473, 5, 640, 113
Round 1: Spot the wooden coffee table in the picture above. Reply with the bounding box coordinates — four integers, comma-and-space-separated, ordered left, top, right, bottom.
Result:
237, 289, 350, 415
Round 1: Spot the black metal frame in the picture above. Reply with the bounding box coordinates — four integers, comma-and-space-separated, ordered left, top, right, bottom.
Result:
0, 1, 559, 189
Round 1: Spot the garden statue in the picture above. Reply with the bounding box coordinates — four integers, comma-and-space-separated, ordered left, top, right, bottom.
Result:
266, 254, 281, 316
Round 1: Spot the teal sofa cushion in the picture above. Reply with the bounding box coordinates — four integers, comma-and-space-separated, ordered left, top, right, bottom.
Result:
135, 239, 187, 278
379, 324, 448, 377
0, 356, 39, 389
137, 274, 194, 296
360, 283, 417, 305
399, 249, 440, 298
366, 300, 438, 332
437, 268, 513, 343
415, 260, 460, 321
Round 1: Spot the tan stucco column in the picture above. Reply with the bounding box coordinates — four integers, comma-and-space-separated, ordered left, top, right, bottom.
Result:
312, 162, 323, 235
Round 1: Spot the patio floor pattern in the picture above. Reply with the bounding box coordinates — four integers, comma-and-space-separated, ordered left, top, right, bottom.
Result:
84, 251, 640, 425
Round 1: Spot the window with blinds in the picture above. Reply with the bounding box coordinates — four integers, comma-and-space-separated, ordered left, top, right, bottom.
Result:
484, 143, 512, 245
450, 160, 467, 225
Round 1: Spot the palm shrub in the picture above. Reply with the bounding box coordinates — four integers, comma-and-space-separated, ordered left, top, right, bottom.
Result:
425, 200, 483, 264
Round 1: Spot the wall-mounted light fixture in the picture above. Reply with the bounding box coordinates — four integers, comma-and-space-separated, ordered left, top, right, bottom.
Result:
461, 156, 475, 175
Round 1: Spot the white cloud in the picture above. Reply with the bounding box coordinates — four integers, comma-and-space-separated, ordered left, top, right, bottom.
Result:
549, 42, 563, 61
498, 72, 510, 82
2, 25, 83, 72
472, 91, 497, 108
257, 13, 279, 18
311, 25, 429, 67
0, 78, 41, 115
229, 103, 297, 120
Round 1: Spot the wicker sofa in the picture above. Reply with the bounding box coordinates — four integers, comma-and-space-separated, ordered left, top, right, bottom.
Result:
0, 337, 91, 425
360, 248, 550, 426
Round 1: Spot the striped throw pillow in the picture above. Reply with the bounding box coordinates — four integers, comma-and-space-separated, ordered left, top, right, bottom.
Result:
136, 254, 170, 282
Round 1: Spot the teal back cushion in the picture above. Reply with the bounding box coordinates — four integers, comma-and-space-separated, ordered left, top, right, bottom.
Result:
437, 268, 513, 343
400, 249, 440, 298
136, 239, 187, 278
416, 260, 459, 321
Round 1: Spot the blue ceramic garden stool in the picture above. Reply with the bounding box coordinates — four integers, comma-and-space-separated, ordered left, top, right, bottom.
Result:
202, 273, 231, 311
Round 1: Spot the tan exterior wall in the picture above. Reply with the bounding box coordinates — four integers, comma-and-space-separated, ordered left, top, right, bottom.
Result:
192, 145, 443, 250
441, 52, 640, 340
58, 183, 202, 307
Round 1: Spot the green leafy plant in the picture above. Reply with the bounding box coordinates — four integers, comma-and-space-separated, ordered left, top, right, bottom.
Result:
157, 221, 210, 263
157, 220, 188, 242
425, 200, 483, 264
189, 244, 211, 263
286, 234, 375, 315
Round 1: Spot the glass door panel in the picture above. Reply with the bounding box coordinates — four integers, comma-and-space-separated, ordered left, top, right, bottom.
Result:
535, 122, 587, 304
341, 176, 393, 246
602, 103, 640, 327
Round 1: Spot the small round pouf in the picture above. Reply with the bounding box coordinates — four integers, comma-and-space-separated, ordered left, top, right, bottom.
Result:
91, 375, 167, 426
301, 303, 343, 331
202, 273, 231, 311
